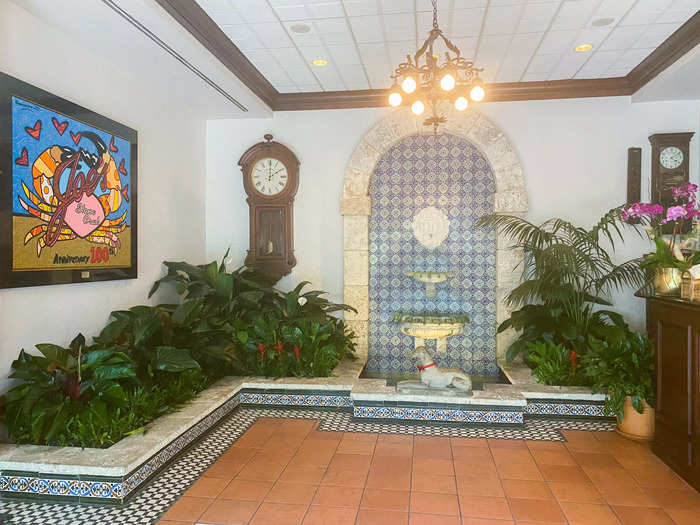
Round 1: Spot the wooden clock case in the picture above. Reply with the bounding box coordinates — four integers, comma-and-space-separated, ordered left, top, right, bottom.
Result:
238, 134, 299, 281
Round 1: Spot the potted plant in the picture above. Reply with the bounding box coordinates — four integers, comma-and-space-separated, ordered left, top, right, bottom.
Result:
583, 331, 656, 441
622, 183, 700, 295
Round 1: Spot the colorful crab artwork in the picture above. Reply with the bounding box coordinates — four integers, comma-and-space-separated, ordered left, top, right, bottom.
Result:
11, 96, 132, 264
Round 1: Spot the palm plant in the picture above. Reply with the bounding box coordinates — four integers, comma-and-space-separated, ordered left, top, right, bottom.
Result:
476, 207, 648, 362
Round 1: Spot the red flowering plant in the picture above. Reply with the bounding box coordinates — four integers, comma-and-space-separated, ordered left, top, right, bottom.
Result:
622, 183, 700, 272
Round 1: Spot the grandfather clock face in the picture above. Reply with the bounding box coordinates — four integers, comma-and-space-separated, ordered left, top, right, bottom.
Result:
650, 132, 694, 207
239, 135, 299, 281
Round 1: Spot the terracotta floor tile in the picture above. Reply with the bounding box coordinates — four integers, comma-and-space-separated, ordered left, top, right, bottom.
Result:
451, 446, 493, 461
596, 482, 659, 507
501, 479, 552, 500
496, 461, 543, 481
487, 439, 527, 449
456, 475, 504, 498
411, 473, 456, 494
278, 466, 326, 485
531, 449, 577, 466
365, 470, 411, 490
612, 505, 675, 524
453, 459, 499, 478
311, 485, 363, 507
538, 464, 588, 483
571, 452, 621, 469
356, 509, 409, 525
415, 436, 451, 447
508, 498, 566, 523
375, 443, 413, 457
665, 508, 700, 525
371, 454, 413, 472
490, 448, 533, 465
583, 465, 637, 487
526, 441, 567, 451
335, 439, 376, 455
199, 499, 260, 525
462, 516, 516, 525
547, 481, 603, 503
219, 479, 274, 502
409, 513, 461, 524
305, 430, 341, 442
265, 482, 316, 505
249, 502, 308, 525
410, 492, 459, 516
184, 476, 229, 498
328, 453, 372, 472
221, 447, 258, 464
450, 437, 488, 448
378, 434, 414, 444
302, 506, 357, 525
237, 461, 286, 482
558, 502, 620, 525
156, 521, 193, 525
644, 487, 700, 509
361, 488, 410, 512
413, 458, 454, 476
204, 461, 246, 480
161, 496, 211, 522
321, 467, 368, 487
413, 445, 453, 460
342, 432, 378, 442
458, 496, 512, 520
628, 467, 692, 490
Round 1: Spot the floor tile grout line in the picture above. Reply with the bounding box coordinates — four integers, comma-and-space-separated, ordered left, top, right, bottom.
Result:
525, 438, 570, 523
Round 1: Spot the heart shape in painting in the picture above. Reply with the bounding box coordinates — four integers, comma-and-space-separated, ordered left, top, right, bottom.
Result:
52, 117, 68, 135
63, 194, 105, 238
25, 120, 41, 140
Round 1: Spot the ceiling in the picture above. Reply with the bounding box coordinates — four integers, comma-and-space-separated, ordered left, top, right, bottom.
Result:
194, 0, 699, 94
634, 41, 700, 101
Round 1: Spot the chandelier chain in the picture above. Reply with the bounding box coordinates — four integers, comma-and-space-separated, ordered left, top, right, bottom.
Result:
432, 0, 439, 29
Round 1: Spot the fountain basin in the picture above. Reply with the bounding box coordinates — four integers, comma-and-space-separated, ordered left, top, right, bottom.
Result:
393, 312, 469, 352
406, 271, 455, 298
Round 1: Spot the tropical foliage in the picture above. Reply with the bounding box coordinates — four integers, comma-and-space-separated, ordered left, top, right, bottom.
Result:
583, 331, 655, 423
1, 254, 356, 447
476, 207, 647, 362
527, 341, 591, 387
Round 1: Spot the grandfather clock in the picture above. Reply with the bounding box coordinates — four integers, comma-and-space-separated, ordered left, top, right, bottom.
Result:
238, 134, 299, 281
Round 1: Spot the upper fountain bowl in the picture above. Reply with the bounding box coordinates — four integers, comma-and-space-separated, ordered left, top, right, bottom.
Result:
406, 271, 455, 298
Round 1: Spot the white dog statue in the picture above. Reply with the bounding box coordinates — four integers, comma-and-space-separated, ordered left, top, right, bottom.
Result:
409, 346, 472, 392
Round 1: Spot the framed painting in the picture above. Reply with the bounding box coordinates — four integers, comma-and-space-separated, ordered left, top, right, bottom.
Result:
0, 71, 137, 288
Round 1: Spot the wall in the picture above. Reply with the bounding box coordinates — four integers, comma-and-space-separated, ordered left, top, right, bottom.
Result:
207, 96, 700, 335
0, 0, 208, 389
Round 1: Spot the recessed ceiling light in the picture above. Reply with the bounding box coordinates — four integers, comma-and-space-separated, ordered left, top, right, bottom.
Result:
312, 59, 328, 66
290, 24, 310, 33
592, 17, 615, 27
574, 44, 594, 52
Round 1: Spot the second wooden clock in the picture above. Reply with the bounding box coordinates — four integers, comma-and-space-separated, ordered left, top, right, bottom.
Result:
238, 134, 299, 281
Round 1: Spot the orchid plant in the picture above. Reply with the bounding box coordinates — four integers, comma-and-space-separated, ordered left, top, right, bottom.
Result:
622, 182, 700, 272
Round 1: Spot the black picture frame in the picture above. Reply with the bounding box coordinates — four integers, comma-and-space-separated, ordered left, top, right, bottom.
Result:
0, 71, 138, 289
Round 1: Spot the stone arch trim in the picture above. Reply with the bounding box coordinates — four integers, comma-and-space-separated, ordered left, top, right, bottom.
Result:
341, 106, 528, 364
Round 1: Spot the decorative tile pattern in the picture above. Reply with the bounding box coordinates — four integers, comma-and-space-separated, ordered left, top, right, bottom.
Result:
0, 395, 241, 504
525, 400, 608, 418
353, 405, 522, 424
239, 391, 352, 408
0, 406, 615, 524
368, 133, 497, 374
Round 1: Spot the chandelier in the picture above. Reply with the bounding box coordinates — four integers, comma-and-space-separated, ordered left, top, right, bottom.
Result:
387, 0, 486, 134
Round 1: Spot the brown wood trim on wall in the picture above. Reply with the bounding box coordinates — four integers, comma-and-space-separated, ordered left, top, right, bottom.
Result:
155, 1, 698, 112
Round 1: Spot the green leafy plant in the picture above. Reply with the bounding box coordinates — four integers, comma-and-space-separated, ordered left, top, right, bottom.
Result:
477, 208, 646, 362
583, 332, 655, 423
527, 341, 591, 387
1, 334, 137, 444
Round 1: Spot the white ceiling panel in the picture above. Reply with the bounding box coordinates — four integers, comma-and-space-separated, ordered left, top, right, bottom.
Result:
196, 0, 697, 92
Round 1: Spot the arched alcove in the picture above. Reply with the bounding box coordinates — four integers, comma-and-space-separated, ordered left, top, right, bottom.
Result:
341, 106, 528, 369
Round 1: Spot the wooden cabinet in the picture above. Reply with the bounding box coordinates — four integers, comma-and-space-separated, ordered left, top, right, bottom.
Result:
647, 296, 700, 489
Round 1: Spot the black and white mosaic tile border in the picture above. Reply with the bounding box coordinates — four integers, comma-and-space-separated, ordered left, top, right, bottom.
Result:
0, 406, 615, 524
525, 399, 608, 418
